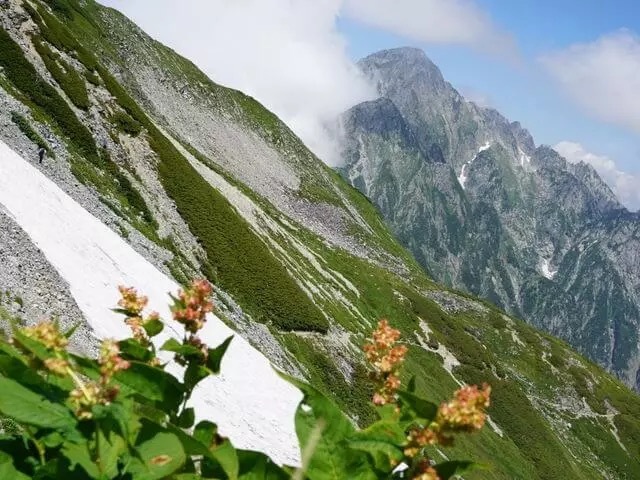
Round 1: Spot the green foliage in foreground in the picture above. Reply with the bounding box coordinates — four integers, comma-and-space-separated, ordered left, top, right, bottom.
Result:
0, 283, 487, 479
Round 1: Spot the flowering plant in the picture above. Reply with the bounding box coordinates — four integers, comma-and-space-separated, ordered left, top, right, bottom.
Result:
0, 282, 490, 479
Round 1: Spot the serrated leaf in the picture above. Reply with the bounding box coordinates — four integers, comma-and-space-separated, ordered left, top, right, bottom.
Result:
0, 451, 30, 480
205, 336, 233, 374
0, 375, 76, 429
205, 439, 239, 480
397, 390, 438, 423
347, 421, 405, 471
184, 363, 210, 392
113, 361, 184, 413
97, 425, 127, 479
161, 338, 201, 357
118, 339, 154, 363
237, 450, 289, 479
62, 440, 101, 478
128, 431, 186, 480
63, 322, 81, 339
434, 460, 479, 479
143, 319, 164, 338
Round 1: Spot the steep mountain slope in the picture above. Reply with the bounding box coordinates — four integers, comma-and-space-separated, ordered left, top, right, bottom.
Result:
340, 47, 640, 391
0, 2, 639, 478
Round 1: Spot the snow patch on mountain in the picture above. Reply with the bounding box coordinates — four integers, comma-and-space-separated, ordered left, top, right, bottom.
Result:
518, 148, 531, 168
539, 258, 558, 280
458, 142, 491, 189
0, 139, 302, 466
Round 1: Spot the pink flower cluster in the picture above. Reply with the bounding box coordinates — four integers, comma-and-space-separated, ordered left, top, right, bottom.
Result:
363, 319, 408, 406
405, 383, 491, 456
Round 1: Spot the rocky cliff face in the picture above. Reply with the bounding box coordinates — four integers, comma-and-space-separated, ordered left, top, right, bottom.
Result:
340, 47, 640, 390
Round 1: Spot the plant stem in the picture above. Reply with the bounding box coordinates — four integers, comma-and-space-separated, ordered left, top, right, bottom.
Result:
292, 419, 325, 480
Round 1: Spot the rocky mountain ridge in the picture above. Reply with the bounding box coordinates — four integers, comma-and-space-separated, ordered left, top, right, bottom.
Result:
340, 46, 640, 390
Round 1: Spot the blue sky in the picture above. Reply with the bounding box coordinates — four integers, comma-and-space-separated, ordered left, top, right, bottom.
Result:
339, 1, 640, 171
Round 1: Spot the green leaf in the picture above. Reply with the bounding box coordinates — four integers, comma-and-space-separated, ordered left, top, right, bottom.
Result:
128, 431, 186, 480
97, 426, 127, 479
12, 330, 54, 362
119, 339, 154, 363
397, 390, 438, 423
193, 420, 217, 447
205, 336, 233, 374
176, 407, 195, 429
0, 451, 30, 480
204, 439, 239, 480
167, 424, 211, 457
184, 363, 210, 392
347, 421, 406, 471
161, 338, 201, 357
62, 440, 101, 478
143, 319, 164, 338
113, 362, 184, 413
0, 375, 76, 429
0, 351, 71, 399
63, 322, 81, 339
41, 431, 65, 448
280, 373, 376, 480
406, 375, 417, 393
434, 460, 479, 479
237, 450, 289, 479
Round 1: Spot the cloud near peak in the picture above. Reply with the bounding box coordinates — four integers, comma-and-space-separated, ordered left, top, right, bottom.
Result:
540, 30, 640, 135
554, 141, 640, 211
100, 0, 512, 165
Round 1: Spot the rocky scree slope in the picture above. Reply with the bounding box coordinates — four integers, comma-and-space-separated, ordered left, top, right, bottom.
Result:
340, 46, 640, 391
0, 2, 639, 478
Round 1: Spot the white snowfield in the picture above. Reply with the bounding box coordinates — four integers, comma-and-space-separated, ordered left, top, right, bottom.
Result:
0, 140, 302, 466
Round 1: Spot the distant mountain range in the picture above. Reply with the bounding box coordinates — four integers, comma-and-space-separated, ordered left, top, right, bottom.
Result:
340, 47, 640, 391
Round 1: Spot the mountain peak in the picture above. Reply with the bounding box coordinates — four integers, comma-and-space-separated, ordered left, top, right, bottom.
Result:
358, 47, 446, 95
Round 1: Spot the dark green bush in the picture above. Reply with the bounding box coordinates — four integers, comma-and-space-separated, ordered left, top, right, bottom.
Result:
487, 311, 507, 330
83, 69, 101, 86
10, 111, 52, 155
33, 36, 90, 110
0, 28, 97, 161
109, 111, 142, 136
96, 148, 155, 226
25, 2, 98, 71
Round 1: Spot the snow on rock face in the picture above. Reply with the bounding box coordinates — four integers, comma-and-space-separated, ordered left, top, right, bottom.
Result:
539, 258, 558, 280
458, 142, 491, 189
0, 140, 302, 466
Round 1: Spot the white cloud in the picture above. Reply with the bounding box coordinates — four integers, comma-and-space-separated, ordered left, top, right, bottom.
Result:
99, 0, 511, 165
554, 141, 640, 211
540, 30, 640, 134
99, 0, 374, 165
459, 86, 493, 108
343, 0, 516, 58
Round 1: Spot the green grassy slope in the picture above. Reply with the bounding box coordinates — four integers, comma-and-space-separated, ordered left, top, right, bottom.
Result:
0, 1, 639, 477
